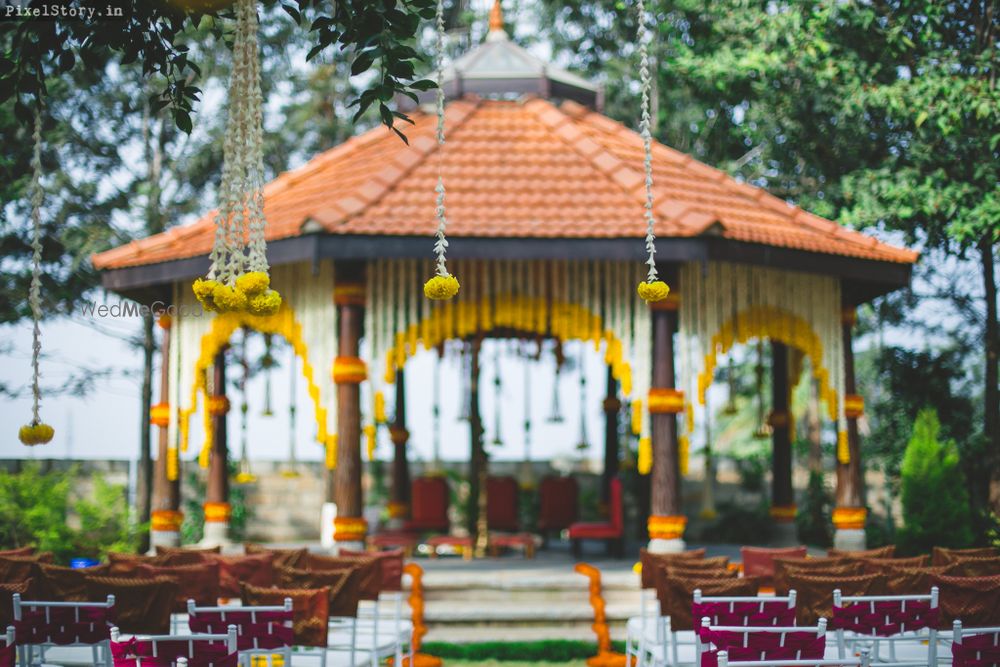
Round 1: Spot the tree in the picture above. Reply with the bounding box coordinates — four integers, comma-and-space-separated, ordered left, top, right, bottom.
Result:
897, 408, 973, 554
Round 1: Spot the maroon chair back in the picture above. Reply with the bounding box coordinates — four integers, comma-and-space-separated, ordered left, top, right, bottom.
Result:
608, 478, 623, 531
188, 606, 294, 651
740, 546, 807, 586
406, 477, 450, 532
538, 476, 578, 531
487, 476, 520, 532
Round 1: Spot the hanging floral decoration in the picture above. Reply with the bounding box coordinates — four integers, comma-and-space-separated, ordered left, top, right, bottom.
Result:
634, 0, 669, 304
193, 0, 281, 316
423, 0, 460, 301
19, 109, 54, 447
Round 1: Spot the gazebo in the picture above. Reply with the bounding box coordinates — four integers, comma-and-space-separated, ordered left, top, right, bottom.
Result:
92, 4, 917, 555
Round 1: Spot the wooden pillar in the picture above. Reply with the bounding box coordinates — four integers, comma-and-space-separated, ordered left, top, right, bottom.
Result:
202, 348, 231, 546
150, 315, 182, 549
389, 368, 411, 524
602, 366, 620, 509
332, 265, 367, 547
467, 339, 487, 556
769, 341, 796, 542
833, 305, 867, 550
647, 288, 686, 551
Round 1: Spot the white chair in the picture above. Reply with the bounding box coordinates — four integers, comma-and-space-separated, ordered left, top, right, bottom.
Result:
0, 625, 15, 667
186, 598, 294, 667
110, 623, 237, 666
641, 590, 798, 667
832, 587, 939, 666
626, 586, 662, 667
717, 648, 871, 667
13, 592, 115, 667
949, 621, 1000, 667
697, 619, 831, 667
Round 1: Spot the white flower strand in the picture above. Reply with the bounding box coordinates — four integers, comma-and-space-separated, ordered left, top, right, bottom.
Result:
432, 0, 450, 278
637, 0, 657, 283
28, 110, 44, 424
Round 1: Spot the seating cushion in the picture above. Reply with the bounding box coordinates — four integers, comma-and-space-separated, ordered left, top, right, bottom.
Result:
339, 548, 404, 592
242, 582, 329, 648
932, 546, 999, 566
85, 575, 178, 634
305, 553, 381, 601
277, 566, 361, 618
785, 571, 885, 626
135, 561, 221, 612
638, 548, 707, 589
568, 521, 621, 539
741, 546, 807, 586
211, 552, 275, 598
933, 572, 1000, 627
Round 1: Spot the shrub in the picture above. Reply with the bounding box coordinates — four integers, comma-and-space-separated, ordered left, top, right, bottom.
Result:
700, 500, 773, 544
896, 408, 973, 555
796, 470, 833, 547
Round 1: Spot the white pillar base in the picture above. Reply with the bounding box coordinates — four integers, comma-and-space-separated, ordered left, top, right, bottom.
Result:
333, 540, 365, 553
833, 528, 867, 552
149, 530, 180, 551
321, 502, 336, 550
199, 521, 230, 548
771, 522, 799, 547
647, 537, 686, 553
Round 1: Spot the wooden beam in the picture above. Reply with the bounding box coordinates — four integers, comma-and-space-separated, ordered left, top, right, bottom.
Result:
770, 342, 794, 514
389, 369, 412, 521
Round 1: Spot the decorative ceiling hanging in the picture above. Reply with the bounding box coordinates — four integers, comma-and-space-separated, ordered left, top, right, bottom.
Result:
491, 345, 503, 447
547, 343, 565, 423
282, 344, 300, 478
576, 346, 590, 454
235, 329, 257, 483
423, 0, 460, 301
260, 333, 274, 416
193, 0, 281, 316
634, 0, 669, 304
19, 109, 54, 447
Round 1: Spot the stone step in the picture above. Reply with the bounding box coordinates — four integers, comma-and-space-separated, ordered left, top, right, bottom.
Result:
420, 570, 639, 592
422, 622, 626, 644
423, 600, 637, 624
423, 587, 640, 605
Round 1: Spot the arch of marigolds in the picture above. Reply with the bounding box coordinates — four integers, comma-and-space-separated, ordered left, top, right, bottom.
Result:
177, 305, 336, 476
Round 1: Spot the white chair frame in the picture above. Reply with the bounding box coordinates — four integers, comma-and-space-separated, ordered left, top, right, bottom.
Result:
832, 588, 939, 667
717, 648, 871, 667
186, 599, 294, 667
12, 592, 115, 667
948, 621, 1000, 667
109, 624, 237, 667
697, 618, 829, 667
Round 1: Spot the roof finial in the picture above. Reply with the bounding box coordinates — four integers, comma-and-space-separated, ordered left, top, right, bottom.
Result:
488, 0, 504, 35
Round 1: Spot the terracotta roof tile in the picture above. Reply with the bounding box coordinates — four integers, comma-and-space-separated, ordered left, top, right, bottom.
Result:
92, 96, 917, 270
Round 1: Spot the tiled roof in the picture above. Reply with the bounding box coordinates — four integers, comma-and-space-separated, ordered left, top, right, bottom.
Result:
92, 96, 917, 270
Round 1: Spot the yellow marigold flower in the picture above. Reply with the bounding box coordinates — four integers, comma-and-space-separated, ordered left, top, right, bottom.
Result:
19, 422, 54, 446
248, 290, 282, 316
213, 283, 248, 312
235, 271, 270, 297
193, 278, 220, 311
423, 274, 460, 300
637, 280, 670, 303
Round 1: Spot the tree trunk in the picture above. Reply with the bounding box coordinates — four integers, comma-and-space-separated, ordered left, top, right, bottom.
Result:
467, 340, 484, 537
982, 238, 999, 512
137, 312, 154, 553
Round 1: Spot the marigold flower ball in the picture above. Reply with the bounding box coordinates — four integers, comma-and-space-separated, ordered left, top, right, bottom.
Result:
248, 290, 282, 316
193, 278, 220, 311
235, 271, 270, 297
212, 283, 248, 312
637, 280, 670, 303
423, 274, 460, 300
19, 422, 54, 446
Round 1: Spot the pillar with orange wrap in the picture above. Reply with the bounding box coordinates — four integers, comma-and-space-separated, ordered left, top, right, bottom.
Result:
150, 314, 183, 550
647, 280, 686, 553
834, 304, 867, 550
333, 262, 367, 549
388, 368, 411, 527
202, 348, 231, 547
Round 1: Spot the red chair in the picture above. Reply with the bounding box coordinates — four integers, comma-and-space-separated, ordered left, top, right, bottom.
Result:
537, 476, 578, 544
741, 546, 807, 589
487, 476, 520, 532
402, 477, 450, 533
568, 478, 624, 558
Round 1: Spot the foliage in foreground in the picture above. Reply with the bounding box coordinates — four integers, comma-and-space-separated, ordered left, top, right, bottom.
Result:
897, 409, 973, 555
420, 641, 626, 662
0, 463, 142, 562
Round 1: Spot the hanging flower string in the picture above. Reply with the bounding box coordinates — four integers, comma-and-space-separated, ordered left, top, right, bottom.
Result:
19, 109, 54, 446
423, 0, 460, 301
194, 0, 281, 315
634, 0, 669, 304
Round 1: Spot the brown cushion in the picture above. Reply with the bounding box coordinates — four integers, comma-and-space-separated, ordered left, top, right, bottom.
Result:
665, 564, 737, 579
278, 565, 361, 618
242, 582, 329, 647
156, 546, 219, 566
37, 563, 110, 601
339, 548, 404, 592
135, 561, 220, 612
878, 565, 947, 595
0, 546, 35, 557
0, 580, 31, 628
638, 548, 706, 589
740, 546, 807, 586
933, 573, 1000, 627
827, 545, 895, 559
84, 575, 178, 634
786, 571, 885, 626
305, 553, 380, 600
106, 552, 170, 576
156, 545, 221, 556
657, 575, 758, 631
0, 556, 41, 585
858, 555, 930, 571
210, 552, 275, 598
244, 544, 309, 569
773, 557, 854, 595
931, 546, 999, 566
943, 556, 1000, 578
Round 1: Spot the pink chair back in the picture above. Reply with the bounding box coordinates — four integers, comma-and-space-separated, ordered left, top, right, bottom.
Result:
538, 476, 578, 531
13, 594, 113, 646
692, 591, 797, 636
699, 620, 827, 667
187, 600, 293, 651
408, 477, 450, 532
952, 622, 1000, 667
110, 624, 237, 667
487, 476, 520, 532
831, 588, 939, 637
